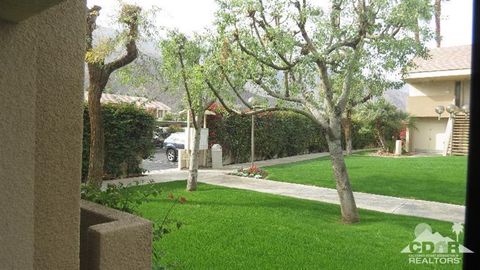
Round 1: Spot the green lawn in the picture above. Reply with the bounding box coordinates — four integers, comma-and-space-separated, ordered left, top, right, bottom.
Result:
266, 154, 467, 205
138, 181, 461, 270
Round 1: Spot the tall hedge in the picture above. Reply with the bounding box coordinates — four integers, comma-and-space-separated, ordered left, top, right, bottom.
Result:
207, 109, 328, 163
82, 103, 156, 180
207, 106, 377, 164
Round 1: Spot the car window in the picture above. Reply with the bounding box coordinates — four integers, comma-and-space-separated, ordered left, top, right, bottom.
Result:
166, 132, 185, 144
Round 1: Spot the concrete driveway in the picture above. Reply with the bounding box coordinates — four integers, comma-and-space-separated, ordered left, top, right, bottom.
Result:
141, 148, 178, 172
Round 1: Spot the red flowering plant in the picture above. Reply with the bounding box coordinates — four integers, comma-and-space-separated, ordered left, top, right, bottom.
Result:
399, 128, 409, 154
230, 164, 269, 179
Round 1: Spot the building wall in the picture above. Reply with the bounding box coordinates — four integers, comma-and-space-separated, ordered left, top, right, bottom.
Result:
410, 118, 449, 153
462, 80, 471, 106
0, 16, 37, 269
407, 78, 471, 116
408, 80, 456, 97
406, 77, 470, 152
407, 80, 455, 118
0, 0, 85, 269
80, 200, 152, 270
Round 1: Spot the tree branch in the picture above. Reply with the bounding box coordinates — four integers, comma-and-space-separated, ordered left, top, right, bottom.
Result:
336, 46, 362, 112
233, 25, 291, 71
177, 42, 198, 130
206, 78, 323, 127
220, 67, 253, 109
249, 11, 299, 68
86, 6, 101, 52
349, 93, 373, 108
105, 5, 141, 74
253, 79, 304, 104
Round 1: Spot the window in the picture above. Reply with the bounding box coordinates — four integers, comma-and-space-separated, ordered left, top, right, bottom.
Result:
454, 81, 462, 107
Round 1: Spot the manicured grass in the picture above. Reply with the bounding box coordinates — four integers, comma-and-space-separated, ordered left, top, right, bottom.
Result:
266, 154, 467, 205
138, 181, 461, 270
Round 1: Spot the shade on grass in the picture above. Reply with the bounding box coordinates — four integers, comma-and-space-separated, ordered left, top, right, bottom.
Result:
138, 181, 461, 270
266, 155, 467, 205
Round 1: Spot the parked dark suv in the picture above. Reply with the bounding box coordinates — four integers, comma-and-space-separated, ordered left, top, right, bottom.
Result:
163, 132, 185, 162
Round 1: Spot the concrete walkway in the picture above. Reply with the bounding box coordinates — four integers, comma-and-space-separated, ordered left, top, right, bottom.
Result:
107, 169, 465, 224
223, 152, 330, 169
223, 148, 375, 169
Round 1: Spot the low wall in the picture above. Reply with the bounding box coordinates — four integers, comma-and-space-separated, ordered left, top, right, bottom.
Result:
178, 149, 210, 169
80, 200, 152, 270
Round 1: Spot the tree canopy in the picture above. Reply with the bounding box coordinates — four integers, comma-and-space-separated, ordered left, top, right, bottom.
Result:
207, 0, 432, 128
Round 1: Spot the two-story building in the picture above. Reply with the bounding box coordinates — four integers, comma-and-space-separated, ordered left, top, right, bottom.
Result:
405, 45, 471, 155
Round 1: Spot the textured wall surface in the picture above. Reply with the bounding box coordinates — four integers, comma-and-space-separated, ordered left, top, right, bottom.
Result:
0, 0, 85, 269
0, 12, 37, 270
80, 200, 153, 270
0, 0, 66, 22
410, 118, 449, 152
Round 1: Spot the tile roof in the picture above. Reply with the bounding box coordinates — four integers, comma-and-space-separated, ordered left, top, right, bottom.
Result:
84, 92, 171, 111
409, 45, 471, 73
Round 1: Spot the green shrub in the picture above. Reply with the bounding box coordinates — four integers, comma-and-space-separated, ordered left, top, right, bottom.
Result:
81, 182, 186, 269
207, 107, 328, 163
81, 181, 161, 214
354, 98, 413, 153
350, 119, 377, 150
207, 104, 377, 163
166, 124, 184, 134
82, 103, 156, 180
162, 112, 175, 121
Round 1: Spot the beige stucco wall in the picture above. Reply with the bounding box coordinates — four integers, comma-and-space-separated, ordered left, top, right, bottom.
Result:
406, 77, 471, 152
80, 200, 152, 270
462, 80, 471, 106
0, 0, 66, 22
410, 118, 448, 153
407, 80, 455, 117
0, 16, 37, 269
408, 80, 456, 97
0, 0, 85, 269
407, 78, 471, 117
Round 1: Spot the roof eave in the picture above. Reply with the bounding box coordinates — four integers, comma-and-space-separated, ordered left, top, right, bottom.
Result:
404, 69, 471, 82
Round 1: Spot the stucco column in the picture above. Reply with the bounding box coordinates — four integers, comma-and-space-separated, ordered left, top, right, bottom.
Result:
0, 0, 85, 269
405, 127, 411, 152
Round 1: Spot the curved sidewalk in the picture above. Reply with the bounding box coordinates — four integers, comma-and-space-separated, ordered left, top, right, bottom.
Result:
109, 169, 465, 223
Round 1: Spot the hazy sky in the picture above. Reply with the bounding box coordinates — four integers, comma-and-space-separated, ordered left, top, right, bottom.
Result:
88, 0, 473, 48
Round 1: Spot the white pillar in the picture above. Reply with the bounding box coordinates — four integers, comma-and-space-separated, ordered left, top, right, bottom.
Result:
394, 140, 402, 156
211, 144, 223, 169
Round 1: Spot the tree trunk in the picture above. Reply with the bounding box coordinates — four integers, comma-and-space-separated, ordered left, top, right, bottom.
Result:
85, 5, 140, 186
342, 110, 353, 155
87, 83, 105, 187
414, 17, 420, 43
376, 131, 388, 152
326, 119, 360, 223
187, 112, 203, 191
434, 0, 442, 48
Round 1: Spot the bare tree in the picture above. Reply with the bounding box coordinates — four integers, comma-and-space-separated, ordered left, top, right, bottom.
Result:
161, 33, 216, 191
85, 5, 141, 186
207, 0, 431, 223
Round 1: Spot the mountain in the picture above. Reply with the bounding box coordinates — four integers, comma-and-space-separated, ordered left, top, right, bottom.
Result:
383, 85, 408, 111
85, 26, 186, 111
86, 26, 409, 113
